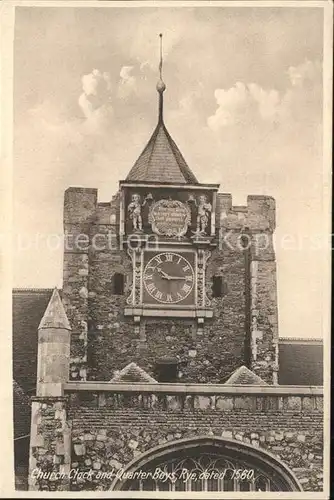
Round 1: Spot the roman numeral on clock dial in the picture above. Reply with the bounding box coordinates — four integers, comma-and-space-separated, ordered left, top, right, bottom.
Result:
146, 282, 156, 293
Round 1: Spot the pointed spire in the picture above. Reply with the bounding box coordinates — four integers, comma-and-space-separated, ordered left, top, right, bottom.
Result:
156, 33, 166, 122
38, 287, 71, 330
125, 33, 199, 184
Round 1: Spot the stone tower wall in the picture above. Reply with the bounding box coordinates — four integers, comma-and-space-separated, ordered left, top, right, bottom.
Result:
63, 188, 278, 383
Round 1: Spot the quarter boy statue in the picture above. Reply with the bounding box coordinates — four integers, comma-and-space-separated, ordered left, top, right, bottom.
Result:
196, 194, 212, 234
128, 193, 143, 231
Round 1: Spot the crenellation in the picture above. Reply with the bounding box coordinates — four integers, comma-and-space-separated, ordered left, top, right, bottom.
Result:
247, 195, 276, 231
64, 187, 98, 224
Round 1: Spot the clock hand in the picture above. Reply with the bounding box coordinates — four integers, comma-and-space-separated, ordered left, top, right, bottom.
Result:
168, 276, 187, 280
157, 267, 171, 279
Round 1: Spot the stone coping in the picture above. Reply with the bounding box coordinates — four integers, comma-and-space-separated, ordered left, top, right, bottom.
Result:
279, 337, 323, 345
119, 181, 220, 190
64, 382, 323, 396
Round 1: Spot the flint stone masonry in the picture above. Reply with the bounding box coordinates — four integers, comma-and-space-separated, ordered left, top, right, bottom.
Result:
62, 188, 279, 384
65, 388, 323, 492
250, 259, 279, 383
63, 188, 99, 381
29, 397, 71, 491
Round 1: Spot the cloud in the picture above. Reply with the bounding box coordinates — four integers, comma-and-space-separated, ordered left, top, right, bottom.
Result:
171, 85, 203, 119
281, 60, 322, 126
288, 59, 322, 88
247, 84, 280, 121
120, 65, 135, 82
207, 59, 322, 132
117, 65, 137, 99
14, 65, 153, 216
208, 82, 281, 131
78, 69, 113, 130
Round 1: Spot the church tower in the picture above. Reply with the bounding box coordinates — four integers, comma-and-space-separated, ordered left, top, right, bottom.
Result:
62, 35, 278, 385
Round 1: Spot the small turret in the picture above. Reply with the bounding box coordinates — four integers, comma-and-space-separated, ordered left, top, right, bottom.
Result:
36, 288, 71, 396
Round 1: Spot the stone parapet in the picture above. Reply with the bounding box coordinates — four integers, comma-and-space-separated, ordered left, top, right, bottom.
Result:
64, 381, 323, 395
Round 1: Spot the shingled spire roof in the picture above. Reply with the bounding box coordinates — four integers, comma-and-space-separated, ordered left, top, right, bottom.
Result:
125, 34, 198, 185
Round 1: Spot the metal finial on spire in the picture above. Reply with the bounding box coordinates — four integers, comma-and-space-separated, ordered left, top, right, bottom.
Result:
156, 33, 166, 94
159, 33, 163, 79
157, 33, 166, 122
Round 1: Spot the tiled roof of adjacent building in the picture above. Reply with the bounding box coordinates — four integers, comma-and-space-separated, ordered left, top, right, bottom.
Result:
13, 380, 31, 439
12, 288, 56, 393
278, 340, 323, 385
126, 121, 198, 184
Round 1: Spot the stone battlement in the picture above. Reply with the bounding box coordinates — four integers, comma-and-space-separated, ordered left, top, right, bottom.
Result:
63, 187, 276, 232
217, 193, 276, 232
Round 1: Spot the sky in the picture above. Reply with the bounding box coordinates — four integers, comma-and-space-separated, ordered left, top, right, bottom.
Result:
12, 4, 326, 338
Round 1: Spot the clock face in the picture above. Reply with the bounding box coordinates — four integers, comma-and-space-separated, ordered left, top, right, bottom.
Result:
143, 252, 195, 305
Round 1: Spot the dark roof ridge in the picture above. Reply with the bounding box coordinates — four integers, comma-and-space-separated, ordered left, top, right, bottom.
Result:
279, 337, 323, 343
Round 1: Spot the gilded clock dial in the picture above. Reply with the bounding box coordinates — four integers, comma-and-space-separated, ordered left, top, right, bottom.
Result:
143, 252, 195, 304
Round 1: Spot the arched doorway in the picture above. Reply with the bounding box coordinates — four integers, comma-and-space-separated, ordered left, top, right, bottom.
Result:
111, 436, 302, 492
